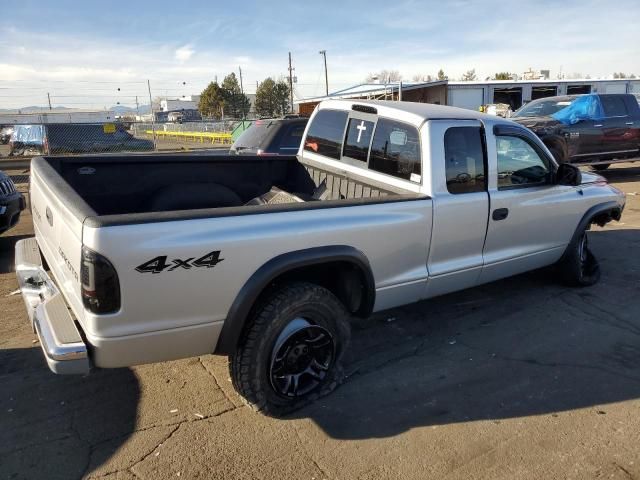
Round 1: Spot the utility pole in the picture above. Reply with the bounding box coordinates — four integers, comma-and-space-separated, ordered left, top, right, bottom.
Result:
238, 66, 245, 120
319, 50, 328, 96
147, 80, 157, 151
47, 93, 52, 110
135, 96, 140, 116
288, 52, 295, 112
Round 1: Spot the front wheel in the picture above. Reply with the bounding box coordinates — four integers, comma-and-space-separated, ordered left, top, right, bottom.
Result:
230, 282, 351, 416
592, 163, 610, 171
557, 229, 600, 286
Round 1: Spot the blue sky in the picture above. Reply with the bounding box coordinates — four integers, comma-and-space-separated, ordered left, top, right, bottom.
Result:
0, 0, 639, 109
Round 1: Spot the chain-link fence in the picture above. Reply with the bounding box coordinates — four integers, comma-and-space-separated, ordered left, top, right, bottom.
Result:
1, 116, 239, 158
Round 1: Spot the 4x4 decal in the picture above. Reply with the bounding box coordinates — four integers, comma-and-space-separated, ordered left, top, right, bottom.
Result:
135, 251, 223, 274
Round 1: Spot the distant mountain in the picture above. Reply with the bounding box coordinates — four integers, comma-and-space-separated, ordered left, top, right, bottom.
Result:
0, 104, 152, 115
0, 106, 75, 113
108, 104, 151, 115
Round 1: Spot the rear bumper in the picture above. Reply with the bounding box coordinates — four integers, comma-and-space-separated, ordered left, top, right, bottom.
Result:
15, 237, 90, 375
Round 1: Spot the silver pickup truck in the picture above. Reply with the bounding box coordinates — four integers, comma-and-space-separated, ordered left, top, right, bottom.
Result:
16, 100, 625, 414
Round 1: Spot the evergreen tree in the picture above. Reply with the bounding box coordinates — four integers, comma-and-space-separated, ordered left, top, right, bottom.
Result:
198, 82, 224, 119
221, 73, 251, 118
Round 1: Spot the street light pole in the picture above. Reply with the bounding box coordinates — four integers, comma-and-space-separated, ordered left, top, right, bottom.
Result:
319, 50, 328, 96
288, 52, 295, 112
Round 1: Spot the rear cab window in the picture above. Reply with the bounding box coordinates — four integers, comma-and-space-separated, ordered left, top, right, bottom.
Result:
304, 110, 349, 159
342, 118, 374, 165
303, 107, 422, 184
369, 119, 421, 183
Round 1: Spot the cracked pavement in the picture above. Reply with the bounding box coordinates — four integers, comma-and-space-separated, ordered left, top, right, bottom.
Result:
2, 163, 640, 479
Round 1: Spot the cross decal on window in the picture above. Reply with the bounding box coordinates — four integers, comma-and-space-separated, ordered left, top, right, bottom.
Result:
356, 120, 367, 143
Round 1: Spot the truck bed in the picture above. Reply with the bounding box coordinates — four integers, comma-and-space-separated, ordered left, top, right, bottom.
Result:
36, 154, 422, 226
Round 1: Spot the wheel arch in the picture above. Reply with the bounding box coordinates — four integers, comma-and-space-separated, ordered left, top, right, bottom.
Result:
215, 245, 375, 354
542, 135, 568, 163
561, 201, 623, 259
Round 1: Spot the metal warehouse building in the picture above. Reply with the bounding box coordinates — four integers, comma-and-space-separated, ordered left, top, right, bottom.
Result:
296, 78, 640, 114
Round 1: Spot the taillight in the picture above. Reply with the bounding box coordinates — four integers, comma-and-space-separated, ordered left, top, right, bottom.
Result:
81, 246, 120, 314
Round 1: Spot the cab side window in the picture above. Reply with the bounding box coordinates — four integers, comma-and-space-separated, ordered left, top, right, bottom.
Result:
444, 127, 486, 194
369, 119, 421, 182
303, 110, 348, 160
600, 96, 628, 117
496, 136, 551, 189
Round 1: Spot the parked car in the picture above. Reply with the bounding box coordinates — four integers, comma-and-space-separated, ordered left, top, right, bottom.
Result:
9, 123, 154, 156
16, 100, 624, 415
0, 126, 14, 144
0, 170, 25, 235
512, 93, 640, 170
230, 117, 308, 155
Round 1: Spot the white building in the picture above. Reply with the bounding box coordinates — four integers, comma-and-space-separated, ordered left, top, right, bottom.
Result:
160, 95, 201, 112
296, 78, 640, 114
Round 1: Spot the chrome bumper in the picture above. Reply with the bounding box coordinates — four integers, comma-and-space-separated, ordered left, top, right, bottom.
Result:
15, 238, 90, 375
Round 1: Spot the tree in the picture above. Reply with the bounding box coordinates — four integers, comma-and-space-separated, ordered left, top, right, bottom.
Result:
198, 81, 224, 119
494, 72, 512, 80
151, 96, 163, 113
221, 73, 251, 118
437, 69, 447, 81
461, 69, 477, 81
412, 73, 433, 82
365, 69, 402, 83
255, 78, 290, 118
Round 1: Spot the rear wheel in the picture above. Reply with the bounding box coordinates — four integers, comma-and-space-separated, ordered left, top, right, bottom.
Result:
230, 282, 351, 416
557, 229, 600, 286
592, 163, 610, 171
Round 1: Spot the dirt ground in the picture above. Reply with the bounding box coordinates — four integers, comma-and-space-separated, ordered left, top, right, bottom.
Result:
1, 163, 640, 480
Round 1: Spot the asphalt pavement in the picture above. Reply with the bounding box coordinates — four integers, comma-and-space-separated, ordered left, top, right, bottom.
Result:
1, 163, 640, 479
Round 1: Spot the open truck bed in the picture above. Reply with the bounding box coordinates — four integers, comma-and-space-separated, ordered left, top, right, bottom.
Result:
36, 154, 420, 226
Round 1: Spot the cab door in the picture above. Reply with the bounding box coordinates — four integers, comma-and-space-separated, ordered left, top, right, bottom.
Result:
425, 120, 490, 298
599, 95, 636, 154
479, 125, 580, 285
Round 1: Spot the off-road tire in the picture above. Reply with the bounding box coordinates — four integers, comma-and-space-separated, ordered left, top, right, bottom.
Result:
230, 282, 351, 416
557, 229, 601, 286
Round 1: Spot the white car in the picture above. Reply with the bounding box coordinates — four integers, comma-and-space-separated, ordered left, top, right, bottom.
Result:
16, 99, 625, 414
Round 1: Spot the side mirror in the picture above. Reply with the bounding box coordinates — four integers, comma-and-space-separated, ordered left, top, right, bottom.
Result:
556, 163, 582, 186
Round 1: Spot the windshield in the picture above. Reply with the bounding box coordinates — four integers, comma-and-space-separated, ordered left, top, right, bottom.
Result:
512, 97, 577, 118
232, 120, 278, 150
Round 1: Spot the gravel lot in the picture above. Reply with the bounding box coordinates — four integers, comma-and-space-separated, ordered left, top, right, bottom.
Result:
1, 163, 640, 480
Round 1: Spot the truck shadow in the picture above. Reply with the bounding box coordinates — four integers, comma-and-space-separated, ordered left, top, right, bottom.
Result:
0, 347, 140, 479
0, 233, 31, 274
293, 228, 640, 440
594, 164, 640, 184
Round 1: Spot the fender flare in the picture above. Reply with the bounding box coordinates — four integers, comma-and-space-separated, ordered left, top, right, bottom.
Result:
561, 201, 622, 259
214, 245, 375, 354
541, 135, 568, 163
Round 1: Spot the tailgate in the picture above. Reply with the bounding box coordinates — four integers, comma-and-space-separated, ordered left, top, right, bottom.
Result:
30, 161, 87, 323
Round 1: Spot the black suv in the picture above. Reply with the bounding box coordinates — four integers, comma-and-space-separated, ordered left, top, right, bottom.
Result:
0, 171, 25, 235
230, 117, 308, 156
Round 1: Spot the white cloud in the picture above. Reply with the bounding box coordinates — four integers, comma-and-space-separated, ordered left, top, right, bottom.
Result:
174, 45, 194, 62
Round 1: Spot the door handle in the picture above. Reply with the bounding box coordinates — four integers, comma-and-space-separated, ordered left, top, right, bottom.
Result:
594, 124, 603, 127
492, 208, 509, 221
626, 122, 634, 125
